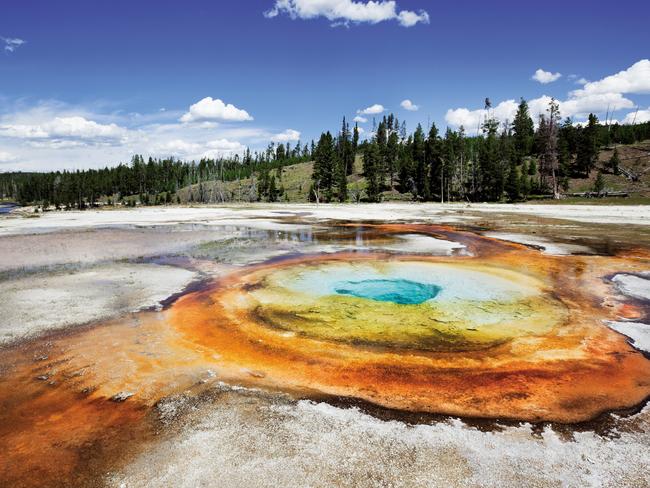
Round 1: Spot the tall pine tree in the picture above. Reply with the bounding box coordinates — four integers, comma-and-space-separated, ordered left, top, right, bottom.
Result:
575, 114, 600, 177
412, 124, 428, 199
512, 98, 535, 163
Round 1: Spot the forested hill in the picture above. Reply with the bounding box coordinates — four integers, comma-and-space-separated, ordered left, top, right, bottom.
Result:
2, 98, 650, 208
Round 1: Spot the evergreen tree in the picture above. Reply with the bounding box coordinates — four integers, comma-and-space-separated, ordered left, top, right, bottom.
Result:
352, 123, 360, 156
558, 118, 573, 180
575, 114, 600, 177
363, 142, 382, 202
312, 132, 337, 202
512, 98, 535, 162
479, 118, 503, 201
398, 135, 414, 195
519, 161, 531, 198
607, 148, 621, 175
335, 151, 348, 202
561, 118, 579, 155
426, 123, 443, 201
593, 170, 605, 195
275, 143, 286, 161
505, 160, 520, 201
527, 159, 539, 194
338, 117, 354, 176
386, 129, 399, 188
412, 124, 428, 199
443, 128, 459, 202
499, 126, 514, 168
268, 174, 278, 202
376, 119, 388, 185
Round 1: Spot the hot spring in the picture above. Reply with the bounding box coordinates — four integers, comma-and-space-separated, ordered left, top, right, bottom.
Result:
247, 260, 565, 351
167, 232, 650, 423
1, 220, 650, 488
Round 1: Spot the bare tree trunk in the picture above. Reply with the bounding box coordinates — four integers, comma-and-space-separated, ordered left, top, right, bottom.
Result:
551, 167, 559, 199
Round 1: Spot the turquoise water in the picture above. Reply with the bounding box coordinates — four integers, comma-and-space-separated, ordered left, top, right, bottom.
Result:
287, 263, 532, 302
334, 279, 441, 305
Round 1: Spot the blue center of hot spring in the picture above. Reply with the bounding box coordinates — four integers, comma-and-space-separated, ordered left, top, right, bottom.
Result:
333, 279, 441, 305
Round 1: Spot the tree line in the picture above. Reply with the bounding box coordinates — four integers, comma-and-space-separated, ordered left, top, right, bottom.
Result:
310, 99, 650, 203
1, 99, 649, 208
0, 142, 311, 208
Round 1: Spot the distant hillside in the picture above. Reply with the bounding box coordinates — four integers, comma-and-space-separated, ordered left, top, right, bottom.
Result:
177, 156, 373, 204
567, 140, 650, 196
177, 140, 650, 204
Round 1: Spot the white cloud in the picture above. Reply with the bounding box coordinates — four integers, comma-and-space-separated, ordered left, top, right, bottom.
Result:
0, 124, 48, 139
0, 116, 129, 146
180, 97, 253, 123
152, 139, 199, 157
623, 107, 650, 125
561, 92, 633, 116
572, 118, 622, 128
0, 151, 16, 163
571, 59, 650, 97
47, 116, 127, 141
353, 115, 367, 123
271, 129, 301, 142
0, 101, 138, 167
0, 99, 304, 170
445, 60, 650, 133
575, 77, 589, 85
397, 9, 429, 27
357, 103, 385, 115
2, 37, 25, 53
211, 127, 274, 141
206, 139, 246, 151
445, 99, 519, 133
264, 0, 429, 27
400, 99, 419, 111
150, 138, 246, 160
443, 107, 477, 131
532, 68, 562, 84
445, 92, 636, 133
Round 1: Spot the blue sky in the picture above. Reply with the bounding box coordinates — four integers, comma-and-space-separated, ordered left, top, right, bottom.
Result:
1, 0, 649, 170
